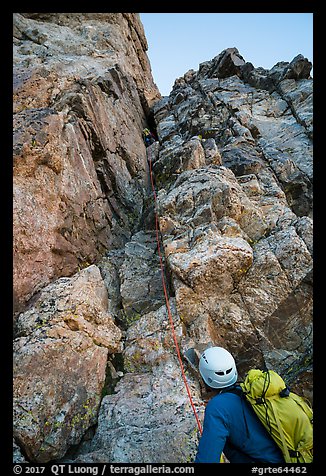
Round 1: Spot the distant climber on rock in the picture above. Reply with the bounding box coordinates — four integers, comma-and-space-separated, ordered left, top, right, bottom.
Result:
143, 128, 156, 147
194, 347, 285, 464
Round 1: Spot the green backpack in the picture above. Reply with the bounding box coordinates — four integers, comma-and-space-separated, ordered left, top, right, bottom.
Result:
240, 369, 313, 463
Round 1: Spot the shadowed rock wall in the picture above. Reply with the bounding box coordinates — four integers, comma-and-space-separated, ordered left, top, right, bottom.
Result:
13, 13, 161, 315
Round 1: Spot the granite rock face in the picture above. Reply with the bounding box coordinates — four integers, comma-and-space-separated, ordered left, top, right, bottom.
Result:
57, 235, 204, 464
13, 265, 122, 462
13, 13, 160, 315
64, 49, 312, 465
13, 18, 313, 465
63, 303, 203, 463
153, 47, 313, 385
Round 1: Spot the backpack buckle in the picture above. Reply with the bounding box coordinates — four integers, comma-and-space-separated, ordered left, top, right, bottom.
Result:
279, 387, 290, 398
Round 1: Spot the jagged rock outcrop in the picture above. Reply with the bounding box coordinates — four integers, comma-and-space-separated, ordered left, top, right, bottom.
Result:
13, 13, 160, 315
56, 234, 203, 464
13, 12, 161, 463
13, 265, 122, 462
153, 47, 313, 386
61, 49, 312, 465
13, 16, 313, 465
63, 303, 201, 463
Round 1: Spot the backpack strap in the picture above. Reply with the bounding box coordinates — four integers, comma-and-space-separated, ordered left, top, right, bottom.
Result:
269, 400, 292, 463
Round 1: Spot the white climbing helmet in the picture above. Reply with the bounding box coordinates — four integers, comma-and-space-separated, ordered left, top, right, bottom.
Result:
199, 346, 238, 389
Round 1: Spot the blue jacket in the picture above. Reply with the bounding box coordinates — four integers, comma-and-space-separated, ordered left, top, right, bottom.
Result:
195, 389, 284, 463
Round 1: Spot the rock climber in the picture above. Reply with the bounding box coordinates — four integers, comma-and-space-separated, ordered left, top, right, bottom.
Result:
194, 346, 285, 463
142, 128, 156, 147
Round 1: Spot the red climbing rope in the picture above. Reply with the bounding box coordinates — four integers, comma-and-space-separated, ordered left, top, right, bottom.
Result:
147, 145, 203, 435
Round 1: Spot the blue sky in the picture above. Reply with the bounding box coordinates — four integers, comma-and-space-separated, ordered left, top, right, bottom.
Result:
140, 13, 313, 96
